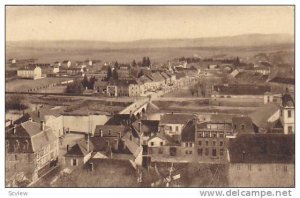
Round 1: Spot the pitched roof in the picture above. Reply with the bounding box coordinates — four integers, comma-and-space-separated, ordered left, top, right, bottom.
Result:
94, 125, 129, 137
232, 116, 255, 134
105, 114, 137, 125
249, 103, 280, 128
181, 120, 196, 142
65, 139, 93, 157
228, 134, 294, 163
6, 121, 57, 153
269, 77, 295, 85
282, 92, 295, 107
160, 113, 194, 125
132, 120, 160, 136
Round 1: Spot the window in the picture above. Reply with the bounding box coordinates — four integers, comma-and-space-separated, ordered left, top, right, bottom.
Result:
205, 148, 209, 156
198, 132, 203, 138
198, 141, 202, 146
185, 150, 189, 155
189, 150, 192, 154
175, 126, 179, 132
205, 141, 209, 146
234, 125, 237, 129
189, 142, 193, 147
220, 149, 224, 156
204, 132, 210, 138
283, 165, 288, 172
288, 110, 292, 118
150, 142, 154, 146
212, 149, 217, 157
220, 141, 224, 146
15, 155, 18, 161
212, 133, 217, 138
219, 132, 224, 138
241, 125, 245, 130
72, 158, 77, 166
288, 126, 293, 134
212, 141, 216, 146
185, 142, 189, 147
198, 148, 203, 156
160, 142, 163, 146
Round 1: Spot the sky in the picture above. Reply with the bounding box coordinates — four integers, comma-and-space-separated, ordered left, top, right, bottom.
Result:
6, 6, 294, 42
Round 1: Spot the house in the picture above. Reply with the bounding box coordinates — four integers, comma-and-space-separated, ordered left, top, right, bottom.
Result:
62, 60, 72, 68
254, 66, 270, 75
263, 92, 282, 104
93, 80, 108, 94
146, 72, 165, 91
106, 80, 144, 97
180, 119, 196, 157
5, 121, 59, 186
138, 75, 152, 92
13, 106, 64, 138
84, 60, 93, 66
280, 91, 295, 134
118, 65, 131, 80
160, 113, 195, 136
232, 116, 255, 135
227, 134, 294, 187
17, 65, 42, 80
131, 120, 160, 145
64, 138, 93, 169
212, 84, 271, 98
194, 121, 231, 163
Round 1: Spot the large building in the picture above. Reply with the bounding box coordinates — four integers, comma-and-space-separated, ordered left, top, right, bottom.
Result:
5, 121, 59, 186
227, 134, 294, 187
17, 65, 42, 80
195, 120, 232, 163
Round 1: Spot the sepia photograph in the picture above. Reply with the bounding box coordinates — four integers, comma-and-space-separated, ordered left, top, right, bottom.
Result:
5, 5, 295, 189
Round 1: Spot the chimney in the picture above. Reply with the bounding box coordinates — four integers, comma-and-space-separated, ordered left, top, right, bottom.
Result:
13, 124, 17, 134
67, 144, 69, 152
37, 111, 40, 118
40, 121, 45, 131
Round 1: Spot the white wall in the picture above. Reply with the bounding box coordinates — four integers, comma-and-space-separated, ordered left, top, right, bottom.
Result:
228, 163, 294, 187
63, 115, 109, 134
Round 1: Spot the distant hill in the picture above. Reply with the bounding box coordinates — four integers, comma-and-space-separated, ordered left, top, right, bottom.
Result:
7, 33, 294, 50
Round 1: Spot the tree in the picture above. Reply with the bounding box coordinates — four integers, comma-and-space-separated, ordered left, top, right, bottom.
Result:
132, 60, 137, 67
82, 75, 89, 88
142, 57, 147, 67
89, 76, 97, 89
107, 66, 112, 80
114, 61, 119, 68
6, 95, 28, 112
138, 70, 144, 77
146, 57, 151, 67
66, 80, 84, 94
112, 69, 118, 80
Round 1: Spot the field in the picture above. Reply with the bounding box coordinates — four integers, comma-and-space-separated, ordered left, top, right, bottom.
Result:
6, 44, 294, 64
6, 77, 71, 92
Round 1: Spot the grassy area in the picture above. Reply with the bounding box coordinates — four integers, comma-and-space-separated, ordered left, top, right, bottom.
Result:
6, 77, 71, 92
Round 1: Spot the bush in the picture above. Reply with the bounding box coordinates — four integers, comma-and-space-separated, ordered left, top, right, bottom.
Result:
6, 95, 28, 111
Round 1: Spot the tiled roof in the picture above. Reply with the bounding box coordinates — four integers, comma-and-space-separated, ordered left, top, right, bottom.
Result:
232, 116, 255, 134
269, 77, 295, 85
105, 114, 136, 125
214, 84, 271, 95
160, 113, 194, 125
249, 103, 280, 129
282, 93, 295, 107
94, 125, 129, 137
131, 120, 160, 137
65, 139, 93, 157
228, 134, 294, 163
181, 120, 196, 142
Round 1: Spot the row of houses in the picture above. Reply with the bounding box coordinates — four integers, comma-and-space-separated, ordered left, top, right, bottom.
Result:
95, 71, 197, 97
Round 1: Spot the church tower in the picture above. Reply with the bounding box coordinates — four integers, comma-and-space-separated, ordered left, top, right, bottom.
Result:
280, 89, 295, 134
